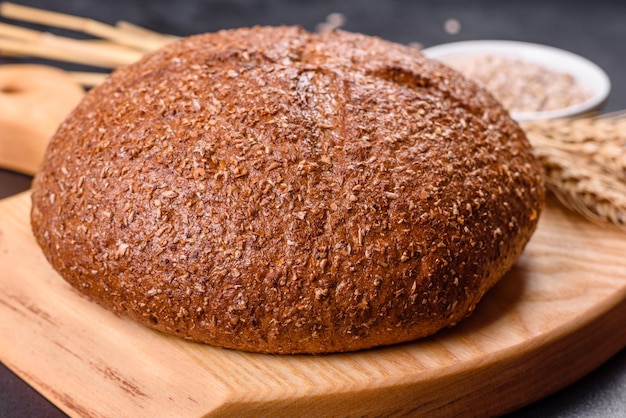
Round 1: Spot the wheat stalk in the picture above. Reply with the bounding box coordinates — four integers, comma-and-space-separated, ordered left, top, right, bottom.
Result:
0, 2, 175, 83
523, 114, 626, 230
0, 2, 175, 52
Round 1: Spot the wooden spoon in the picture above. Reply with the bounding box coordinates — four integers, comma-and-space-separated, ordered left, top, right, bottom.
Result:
0, 64, 84, 175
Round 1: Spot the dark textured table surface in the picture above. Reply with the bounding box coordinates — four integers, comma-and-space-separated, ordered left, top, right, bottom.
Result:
1, 0, 625, 416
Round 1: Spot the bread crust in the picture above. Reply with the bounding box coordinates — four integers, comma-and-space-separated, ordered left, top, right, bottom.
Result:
31, 27, 544, 354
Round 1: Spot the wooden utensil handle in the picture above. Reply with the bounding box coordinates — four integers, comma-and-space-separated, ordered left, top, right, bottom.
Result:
0, 64, 84, 175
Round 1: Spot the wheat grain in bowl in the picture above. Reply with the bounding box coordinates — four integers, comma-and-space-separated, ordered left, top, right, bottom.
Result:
442, 53, 589, 113
423, 40, 611, 121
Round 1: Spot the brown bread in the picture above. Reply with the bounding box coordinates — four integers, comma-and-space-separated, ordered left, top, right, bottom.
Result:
30, 26, 544, 354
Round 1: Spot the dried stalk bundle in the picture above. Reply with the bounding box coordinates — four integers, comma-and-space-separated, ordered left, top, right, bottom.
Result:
0, 2, 177, 84
523, 114, 626, 230
0, 2, 175, 52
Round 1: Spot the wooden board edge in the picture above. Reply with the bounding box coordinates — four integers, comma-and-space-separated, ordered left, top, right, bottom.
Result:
207, 293, 626, 417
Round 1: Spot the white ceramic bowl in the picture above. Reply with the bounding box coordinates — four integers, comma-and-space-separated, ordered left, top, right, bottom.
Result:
422, 40, 611, 121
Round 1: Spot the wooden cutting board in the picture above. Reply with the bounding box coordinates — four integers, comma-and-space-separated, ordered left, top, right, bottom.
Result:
1, 190, 625, 417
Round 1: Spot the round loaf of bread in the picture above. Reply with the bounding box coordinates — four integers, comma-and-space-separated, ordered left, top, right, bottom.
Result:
31, 26, 544, 354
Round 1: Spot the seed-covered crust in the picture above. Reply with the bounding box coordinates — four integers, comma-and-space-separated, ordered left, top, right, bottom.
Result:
31, 26, 544, 354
